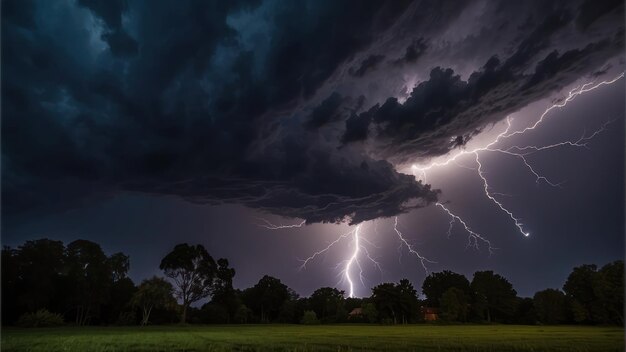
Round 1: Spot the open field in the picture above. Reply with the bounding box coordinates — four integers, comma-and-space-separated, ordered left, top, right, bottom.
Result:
2, 324, 624, 352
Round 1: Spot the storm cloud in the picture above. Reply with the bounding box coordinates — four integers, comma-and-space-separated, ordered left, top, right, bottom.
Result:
2, 0, 624, 225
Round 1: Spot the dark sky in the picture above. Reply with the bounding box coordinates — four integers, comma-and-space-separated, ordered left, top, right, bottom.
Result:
2, 0, 624, 298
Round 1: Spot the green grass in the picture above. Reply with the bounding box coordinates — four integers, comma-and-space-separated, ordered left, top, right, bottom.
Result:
2, 324, 624, 352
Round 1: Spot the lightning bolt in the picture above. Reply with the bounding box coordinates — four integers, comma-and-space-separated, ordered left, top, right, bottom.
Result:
500, 73, 624, 140
393, 217, 435, 273
256, 218, 306, 229
279, 222, 382, 297
436, 202, 494, 254
412, 73, 624, 240
344, 224, 361, 298
298, 228, 354, 270
256, 72, 623, 298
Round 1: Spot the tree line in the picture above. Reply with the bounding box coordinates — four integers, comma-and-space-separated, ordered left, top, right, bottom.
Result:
2, 238, 623, 326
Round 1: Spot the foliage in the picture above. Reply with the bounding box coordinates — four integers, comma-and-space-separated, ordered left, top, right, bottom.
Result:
242, 275, 291, 322
210, 258, 239, 322
513, 297, 536, 325
2, 237, 623, 328
234, 304, 253, 324
562, 261, 624, 324
300, 311, 319, 325
132, 277, 176, 325
17, 309, 64, 328
422, 270, 471, 307
2, 239, 132, 326
361, 303, 378, 323
598, 260, 624, 324
470, 271, 517, 322
309, 287, 345, 322
439, 287, 468, 322
533, 289, 568, 324
372, 279, 419, 324
159, 243, 218, 323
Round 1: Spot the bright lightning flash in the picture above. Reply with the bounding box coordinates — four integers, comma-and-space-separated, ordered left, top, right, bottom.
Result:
412, 72, 624, 239
256, 218, 306, 229
256, 72, 623, 298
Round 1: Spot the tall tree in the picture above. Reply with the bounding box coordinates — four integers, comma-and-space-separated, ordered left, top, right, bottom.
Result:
108, 253, 131, 282
396, 279, 420, 323
14, 239, 66, 314
66, 240, 112, 325
563, 262, 624, 325
309, 287, 345, 322
533, 289, 568, 324
599, 260, 624, 324
1, 246, 21, 324
132, 277, 175, 325
563, 264, 611, 324
372, 283, 400, 324
159, 243, 218, 324
471, 271, 517, 322
242, 275, 291, 322
422, 270, 471, 307
371, 280, 418, 324
440, 287, 469, 322
211, 258, 238, 322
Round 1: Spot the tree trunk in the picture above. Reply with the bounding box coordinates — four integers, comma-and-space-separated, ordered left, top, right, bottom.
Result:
142, 305, 153, 326
181, 303, 188, 324
486, 308, 491, 323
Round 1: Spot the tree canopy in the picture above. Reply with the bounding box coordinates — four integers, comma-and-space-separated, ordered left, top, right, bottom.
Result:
159, 243, 218, 323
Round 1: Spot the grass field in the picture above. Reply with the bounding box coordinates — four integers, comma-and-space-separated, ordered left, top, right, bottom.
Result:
2, 324, 624, 352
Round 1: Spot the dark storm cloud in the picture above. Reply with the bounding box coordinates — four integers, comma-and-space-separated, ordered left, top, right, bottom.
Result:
392, 38, 428, 66
341, 8, 624, 164
77, 0, 139, 57
2, 0, 623, 225
2, 0, 429, 225
304, 93, 345, 130
349, 55, 386, 77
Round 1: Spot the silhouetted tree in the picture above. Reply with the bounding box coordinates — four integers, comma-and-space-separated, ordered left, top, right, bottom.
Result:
396, 279, 420, 323
234, 304, 253, 323
563, 261, 624, 324
372, 283, 400, 324
242, 275, 291, 322
103, 277, 137, 325
513, 297, 536, 325
362, 302, 378, 323
66, 240, 114, 325
132, 277, 175, 325
211, 258, 238, 322
14, 240, 66, 315
422, 270, 471, 307
471, 271, 517, 322
533, 289, 568, 324
563, 264, 606, 324
159, 243, 217, 323
372, 279, 419, 324
440, 287, 468, 322
1, 246, 20, 324
599, 260, 624, 324
309, 287, 345, 322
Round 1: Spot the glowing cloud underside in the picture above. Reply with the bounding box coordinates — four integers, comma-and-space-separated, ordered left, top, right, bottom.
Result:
260, 72, 624, 297
413, 73, 624, 238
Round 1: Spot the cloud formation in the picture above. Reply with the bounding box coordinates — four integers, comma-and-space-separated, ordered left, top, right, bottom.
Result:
2, 0, 623, 225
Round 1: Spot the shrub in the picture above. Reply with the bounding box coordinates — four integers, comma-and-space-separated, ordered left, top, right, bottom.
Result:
300, 310, 319, 325
17, 309, 64, 328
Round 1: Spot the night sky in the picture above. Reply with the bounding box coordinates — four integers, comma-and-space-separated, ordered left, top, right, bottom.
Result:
2, 0, 624, 298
